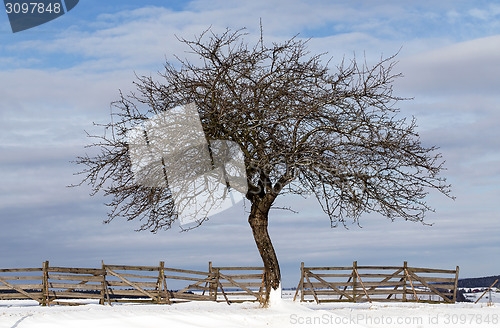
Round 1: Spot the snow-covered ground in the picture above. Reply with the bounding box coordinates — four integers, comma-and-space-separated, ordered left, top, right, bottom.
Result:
0, 291, 498, 328
462, 289, 500, 304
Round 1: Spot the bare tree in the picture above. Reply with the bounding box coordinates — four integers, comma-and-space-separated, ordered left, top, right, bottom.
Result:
75, 28, 452, 305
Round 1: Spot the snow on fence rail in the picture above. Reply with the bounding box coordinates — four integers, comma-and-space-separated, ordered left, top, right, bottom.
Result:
293, 261, 459, 304
0, 261, 266, 306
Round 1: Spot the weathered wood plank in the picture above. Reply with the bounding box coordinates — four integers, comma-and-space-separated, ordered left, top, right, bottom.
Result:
310, 299, 359, 303
50, 301, 89, 306
355, 266, 402, 270
107, 289, 158, 297
407, 267, 457, 274
0, 284, 42, 290
219, 282, 265, 288
163, 275, 213, 282
422, 283, 454, 289
109, 299, 154, 303
356, 273, 405, 279
413, 277, 456, 283
215, 299, 257, 303
0, 276, 41, 281
312, 273, 357, 278
215, 273, 230, 305
0, 293, 42, 300
212, 267, 264, 271
303, 289, 406, 296
308, 282, 354, 288
218, 291, 259, 296
46, 283, 103, 290
164, 267, 212, 276
357, 298, 408, 302
353, 267, 371, 303
307, 281, 404, 289
0, 268, 42, 273
304, 273, 319, 304
305, 266, 354, 271
45, 291, 101, 299
406, 290, 453, 296
106, 281, 157, 288
105, 272, 157, 280
48, 267, 104, 275
170, 292, 215, 301
105, 265, 158, 272
218, 274, 263, 279
358, 281, 405, 288
357, 289, 406, 295
306, 282, 404, 292
47, 274, 103, 282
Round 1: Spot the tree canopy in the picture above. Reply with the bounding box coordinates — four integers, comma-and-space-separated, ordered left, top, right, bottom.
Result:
75, 28, 452, 305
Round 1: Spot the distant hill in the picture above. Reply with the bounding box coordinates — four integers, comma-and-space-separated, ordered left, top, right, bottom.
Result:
458, 275, 500, 288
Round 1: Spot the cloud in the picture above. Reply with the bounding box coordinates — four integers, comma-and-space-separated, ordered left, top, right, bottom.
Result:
6, 0, 497, 73
398, 35, 500, 96
392, 36, 500, 193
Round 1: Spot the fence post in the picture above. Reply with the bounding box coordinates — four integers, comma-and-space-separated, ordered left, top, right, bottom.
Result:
208, 261, 214, 297
403, 261, 407, 302
42, 260, 49, 306
293, 262, 304, 302
300, 262, 305, 302
157, 261, 169, 304
352, 261, 357, 303
453, 266, 459, 303
100, 261, 104, 305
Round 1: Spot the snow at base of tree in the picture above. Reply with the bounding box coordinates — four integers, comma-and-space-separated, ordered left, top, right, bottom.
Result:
268, 283, 282, 308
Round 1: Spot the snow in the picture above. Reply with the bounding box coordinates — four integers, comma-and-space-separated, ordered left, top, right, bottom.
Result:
462, 289, 500, 304
0, 292, 498, 328
268, 283, 283, 308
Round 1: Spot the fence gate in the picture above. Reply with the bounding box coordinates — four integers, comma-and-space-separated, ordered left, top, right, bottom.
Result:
104, 263, 165, 304
211, 265, 266, 303
294, 261, 459, 304
45, 262, 105, 305
162, 265, 216, 303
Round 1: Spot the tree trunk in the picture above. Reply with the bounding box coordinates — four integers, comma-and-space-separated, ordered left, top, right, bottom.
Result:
248, 201, 281, 306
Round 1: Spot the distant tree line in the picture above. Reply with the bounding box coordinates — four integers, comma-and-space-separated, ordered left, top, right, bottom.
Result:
458, 275, 500, 288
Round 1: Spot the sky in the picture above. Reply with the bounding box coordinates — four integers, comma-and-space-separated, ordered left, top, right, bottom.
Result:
0, 0, 499, 287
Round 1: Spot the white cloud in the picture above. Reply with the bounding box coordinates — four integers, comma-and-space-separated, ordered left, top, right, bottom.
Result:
398, 35, 500, 96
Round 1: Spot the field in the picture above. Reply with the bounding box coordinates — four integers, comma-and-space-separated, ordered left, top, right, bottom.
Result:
0, 290, 498, 328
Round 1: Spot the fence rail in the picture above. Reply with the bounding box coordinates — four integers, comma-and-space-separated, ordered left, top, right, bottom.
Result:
293, 261, 459, 304
0, 261, 266, 306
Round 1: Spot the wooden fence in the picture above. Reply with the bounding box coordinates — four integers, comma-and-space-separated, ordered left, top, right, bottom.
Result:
0, 261, 265, 306
2, 261, 460, 305
294, 261, 459, 304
